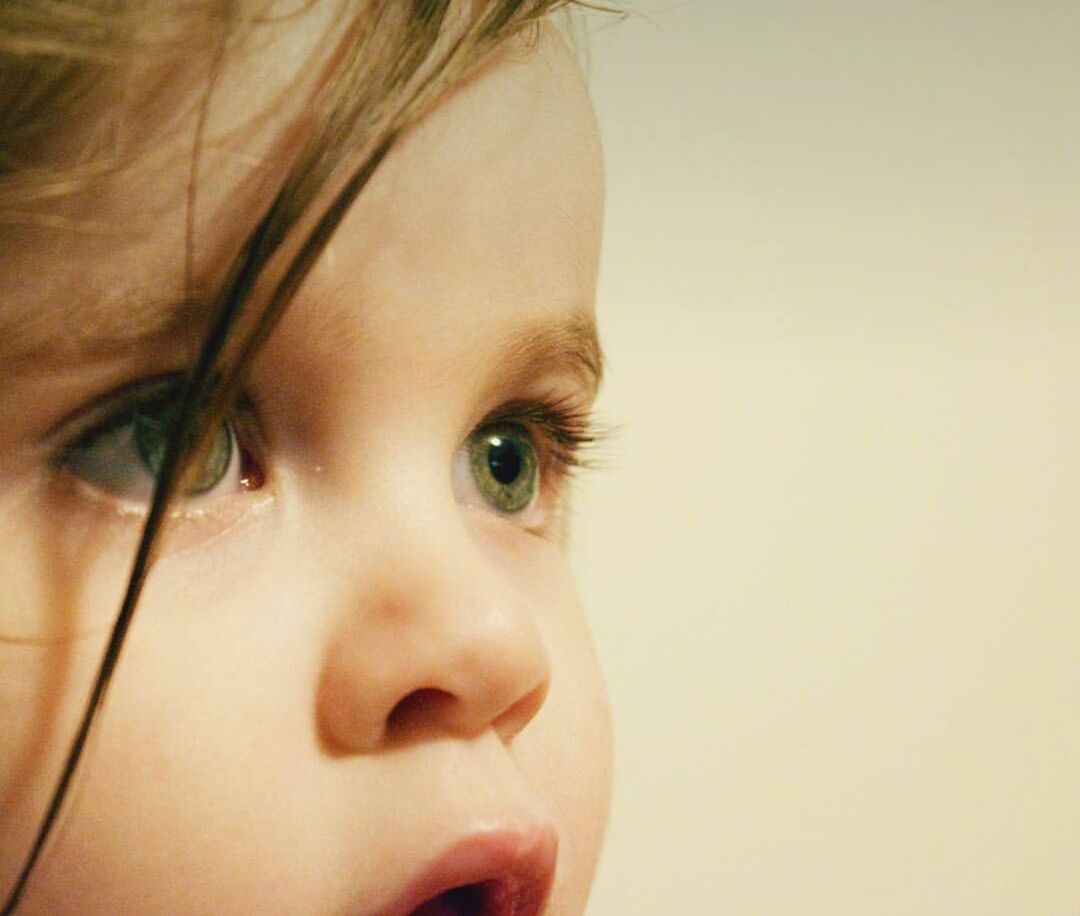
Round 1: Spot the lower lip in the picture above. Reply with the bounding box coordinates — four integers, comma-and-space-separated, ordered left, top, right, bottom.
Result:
388, 826, 558, 916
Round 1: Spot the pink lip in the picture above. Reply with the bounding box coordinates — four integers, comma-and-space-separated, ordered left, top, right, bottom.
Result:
382, 826, 558, 916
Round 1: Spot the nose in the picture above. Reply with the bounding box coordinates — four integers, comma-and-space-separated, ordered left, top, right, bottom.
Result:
315, 507, 551, 753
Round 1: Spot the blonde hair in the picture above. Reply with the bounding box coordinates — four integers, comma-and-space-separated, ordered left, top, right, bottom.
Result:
0, 1, 607, 909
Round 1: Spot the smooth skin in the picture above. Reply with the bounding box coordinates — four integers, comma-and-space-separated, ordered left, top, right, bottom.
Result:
0, 11, 612, 914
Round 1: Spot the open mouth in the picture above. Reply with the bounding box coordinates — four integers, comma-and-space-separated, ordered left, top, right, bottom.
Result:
412, 882, 488, 916
390, 827, 557, 916
410, 877, 535, 916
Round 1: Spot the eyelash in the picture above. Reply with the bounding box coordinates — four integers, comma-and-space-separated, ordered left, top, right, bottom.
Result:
52, 376, 262, 505
482, 394, 603, 480
53, 380, 604, 507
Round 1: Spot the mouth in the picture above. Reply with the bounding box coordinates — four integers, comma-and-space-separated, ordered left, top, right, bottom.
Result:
386, 826, 558, 916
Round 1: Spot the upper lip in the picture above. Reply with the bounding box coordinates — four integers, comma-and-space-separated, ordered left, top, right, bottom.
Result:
381, 824, 558, 916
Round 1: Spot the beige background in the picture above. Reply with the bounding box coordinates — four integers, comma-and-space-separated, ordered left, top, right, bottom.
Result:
575, 2, 1079, 913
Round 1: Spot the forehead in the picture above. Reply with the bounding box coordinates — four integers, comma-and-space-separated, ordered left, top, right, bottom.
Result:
327, 30, 604, 342
0, 10, 603, 367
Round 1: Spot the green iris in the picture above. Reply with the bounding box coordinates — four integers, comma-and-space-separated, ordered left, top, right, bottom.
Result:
133, 402, 232, 496
467, 422, 538, 514
66, 383, 234, 499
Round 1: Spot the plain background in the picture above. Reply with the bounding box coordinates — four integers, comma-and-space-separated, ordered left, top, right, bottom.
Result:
573, 2, 1079, 914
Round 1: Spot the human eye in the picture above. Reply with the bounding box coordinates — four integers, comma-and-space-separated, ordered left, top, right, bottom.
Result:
455, 396, 601, 532
56, 376, 262, 511
466, 421, 540, 515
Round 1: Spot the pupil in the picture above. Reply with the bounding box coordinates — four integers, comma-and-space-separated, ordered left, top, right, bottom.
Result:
487, 436, 522, 485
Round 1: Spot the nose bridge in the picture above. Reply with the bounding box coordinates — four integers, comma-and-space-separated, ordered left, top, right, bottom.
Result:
316, 493, 551, 753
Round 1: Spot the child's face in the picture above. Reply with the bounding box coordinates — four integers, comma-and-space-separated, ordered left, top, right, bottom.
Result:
0, 15, 611, 916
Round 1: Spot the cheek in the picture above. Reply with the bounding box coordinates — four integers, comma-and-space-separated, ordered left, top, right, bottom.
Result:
0, 485, 281, 891
0, 476, 268, 644
518, 589, 614, 912
0, 487, 143, 896
0, 483, 140, 640
0, 506, 311, 912
3, 495, 612, 913
24, 565, 331, 912
0, 639, 111, 904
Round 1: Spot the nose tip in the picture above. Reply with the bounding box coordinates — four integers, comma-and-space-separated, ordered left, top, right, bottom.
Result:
315, 556, 552, 753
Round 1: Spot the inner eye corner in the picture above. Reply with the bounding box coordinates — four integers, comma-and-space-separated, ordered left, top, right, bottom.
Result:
238, 440, 266, 491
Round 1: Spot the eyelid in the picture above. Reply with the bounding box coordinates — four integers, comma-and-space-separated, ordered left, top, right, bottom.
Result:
51, 375, 263, 502
478, 394, 603, 475
49, 373, 187, 460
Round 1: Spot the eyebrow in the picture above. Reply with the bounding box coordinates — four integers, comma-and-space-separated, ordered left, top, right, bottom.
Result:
495, 311, 604, 396
0, 290, 214, 370
0, 286, 604, 397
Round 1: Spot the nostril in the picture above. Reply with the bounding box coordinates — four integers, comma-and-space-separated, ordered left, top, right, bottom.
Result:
386, 687, 458, 738
491, 680, 547, 743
